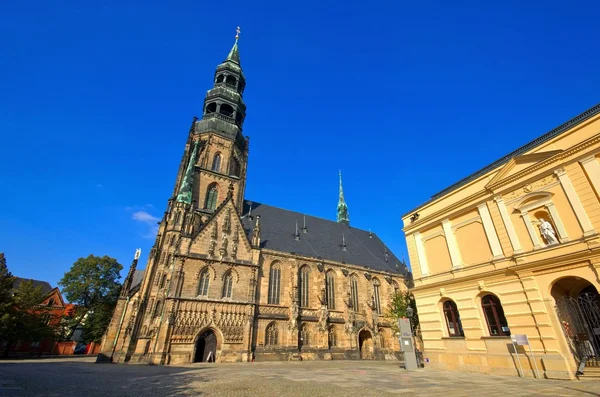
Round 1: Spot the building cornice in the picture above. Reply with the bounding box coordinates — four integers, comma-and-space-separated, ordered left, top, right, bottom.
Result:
404, 132, 600, 235
401, 103, 600, 219
410, 237, 600, 293
260, 249, 404, 279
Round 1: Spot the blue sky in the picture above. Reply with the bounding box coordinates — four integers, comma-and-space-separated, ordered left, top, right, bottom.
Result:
1, 0, 599, 288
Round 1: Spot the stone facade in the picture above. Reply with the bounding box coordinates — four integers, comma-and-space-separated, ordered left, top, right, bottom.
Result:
98, 38, 406, 365
402, 103, 600, 379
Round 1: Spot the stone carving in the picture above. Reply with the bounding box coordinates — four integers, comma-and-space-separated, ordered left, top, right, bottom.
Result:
503, 174, 557, 201
289, 300, 299, 331
208, 223, 218, 256
223, 208, 231, 233
539, 218, 559, 245
220, 233, 229, 257
341, 268, 349, 277
345, 310, 356, 334
231, 226, 239, 258
171, 302, 247, 344
316, 262, 324, 272
364, 272, 372, 281
317, 287, 327, 306
317, 306, 329, 332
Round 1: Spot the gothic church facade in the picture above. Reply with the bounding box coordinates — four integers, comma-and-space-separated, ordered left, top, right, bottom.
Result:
99, 37, 408, 365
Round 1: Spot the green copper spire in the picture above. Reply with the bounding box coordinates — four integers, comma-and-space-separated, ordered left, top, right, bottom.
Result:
337, 170, 349, 225
176, 140, 200, 204
225, 26, 241, 65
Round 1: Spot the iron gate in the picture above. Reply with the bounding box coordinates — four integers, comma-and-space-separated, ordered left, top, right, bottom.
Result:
555, 292, 600, 368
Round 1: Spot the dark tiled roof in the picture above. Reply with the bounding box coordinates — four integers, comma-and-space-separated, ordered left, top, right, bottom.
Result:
12, 277, 53, 296
131, 270, 145, 290
402, 102, 600, 217
241, 201, 407, 275
128, 269, 145, 295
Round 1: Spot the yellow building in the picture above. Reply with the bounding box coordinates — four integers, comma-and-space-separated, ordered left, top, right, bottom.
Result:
402, 104, 600, 379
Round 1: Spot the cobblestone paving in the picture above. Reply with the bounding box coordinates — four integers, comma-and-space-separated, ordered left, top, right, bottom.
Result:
1, 357, 600, 397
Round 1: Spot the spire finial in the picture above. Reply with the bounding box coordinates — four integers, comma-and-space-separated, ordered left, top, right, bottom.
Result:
337, 170, 350, 225
235, 26, 241, 41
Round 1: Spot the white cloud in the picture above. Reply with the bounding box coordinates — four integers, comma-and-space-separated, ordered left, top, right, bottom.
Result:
132, 211, 161, 224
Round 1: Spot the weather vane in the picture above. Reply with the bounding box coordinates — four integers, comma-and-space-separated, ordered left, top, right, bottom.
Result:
236, 26, 241, 41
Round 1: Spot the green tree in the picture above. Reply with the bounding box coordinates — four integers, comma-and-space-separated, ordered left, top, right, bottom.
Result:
387, 290, 420, 336
59, 255, 122, 343
0, 253, 16, 353
0, 275, 53, 357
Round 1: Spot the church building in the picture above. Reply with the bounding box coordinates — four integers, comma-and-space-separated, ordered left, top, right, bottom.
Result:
98, 33, 408, 365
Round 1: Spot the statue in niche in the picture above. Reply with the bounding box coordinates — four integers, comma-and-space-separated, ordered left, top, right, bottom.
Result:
289, 300, 299, 330
219, 234, 229, 258
317, 306, 328, 332
538, 218, 558, 245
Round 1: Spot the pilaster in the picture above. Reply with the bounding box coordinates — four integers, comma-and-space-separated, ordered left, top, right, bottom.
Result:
554, 167, 595, 236
442, 219, 462, 268
579, 155, 600, 196
494, 195, 522, 253
477, 202, 503, 259
413, 232, 429, 276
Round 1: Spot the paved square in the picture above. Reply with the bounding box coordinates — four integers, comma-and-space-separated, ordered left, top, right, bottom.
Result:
1, 357, 600, 396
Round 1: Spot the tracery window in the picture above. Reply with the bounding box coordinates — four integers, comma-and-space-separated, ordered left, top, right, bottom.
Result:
212, 153, 221, 172
443, 300, 464, 337
265, 322, 278, 346
299, 324, 309, 347
482, 294, 510, 336
350, 276, 359, 311
153, 299, 163, 318
326, 271, 336, 310
268, 263, 281, 305
328, 326, 337, 348
373, 278, 381, 314
204, 183, 218, 210
198, 269, 210, 297
222, 271, 233, 299
299, 266, 310, 308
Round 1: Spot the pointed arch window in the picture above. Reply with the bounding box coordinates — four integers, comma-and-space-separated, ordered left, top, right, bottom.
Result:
326, 272, 336, 310
443, 300, 464, 337
373, 278, 381, 314
299, 266, 310, 308
350, 276, 359, 311
204, 183, 218, 210
222, 272, 233, 299
153, 299, 163, 318
211, 153, 222, 172
482, 294, 510, 336
268, 263, 281, 305
328, 325, 337, 348
198, 269, 210, 297
299, 324, 309, 347
265, 322, 278, 346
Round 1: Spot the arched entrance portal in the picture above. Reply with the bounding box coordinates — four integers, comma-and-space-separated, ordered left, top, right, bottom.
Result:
552, 277, 600, 370
358, 329, 374, 360
194, 329, 217, 363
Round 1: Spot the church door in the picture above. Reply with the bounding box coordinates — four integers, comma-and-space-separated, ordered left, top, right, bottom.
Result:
194, 330, 217, 363
358, 329, 374, 360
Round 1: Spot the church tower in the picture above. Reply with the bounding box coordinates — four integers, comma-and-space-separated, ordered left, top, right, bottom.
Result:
171, 27, 249, 222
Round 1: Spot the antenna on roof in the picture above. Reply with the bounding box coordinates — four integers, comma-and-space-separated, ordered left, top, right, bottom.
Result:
369, 228, 373, 238
302, 215, 307, 233
294, 220, 300, 241
342, 233, 347, 251
248, 201, 253, 220
384, 246, 389, 262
